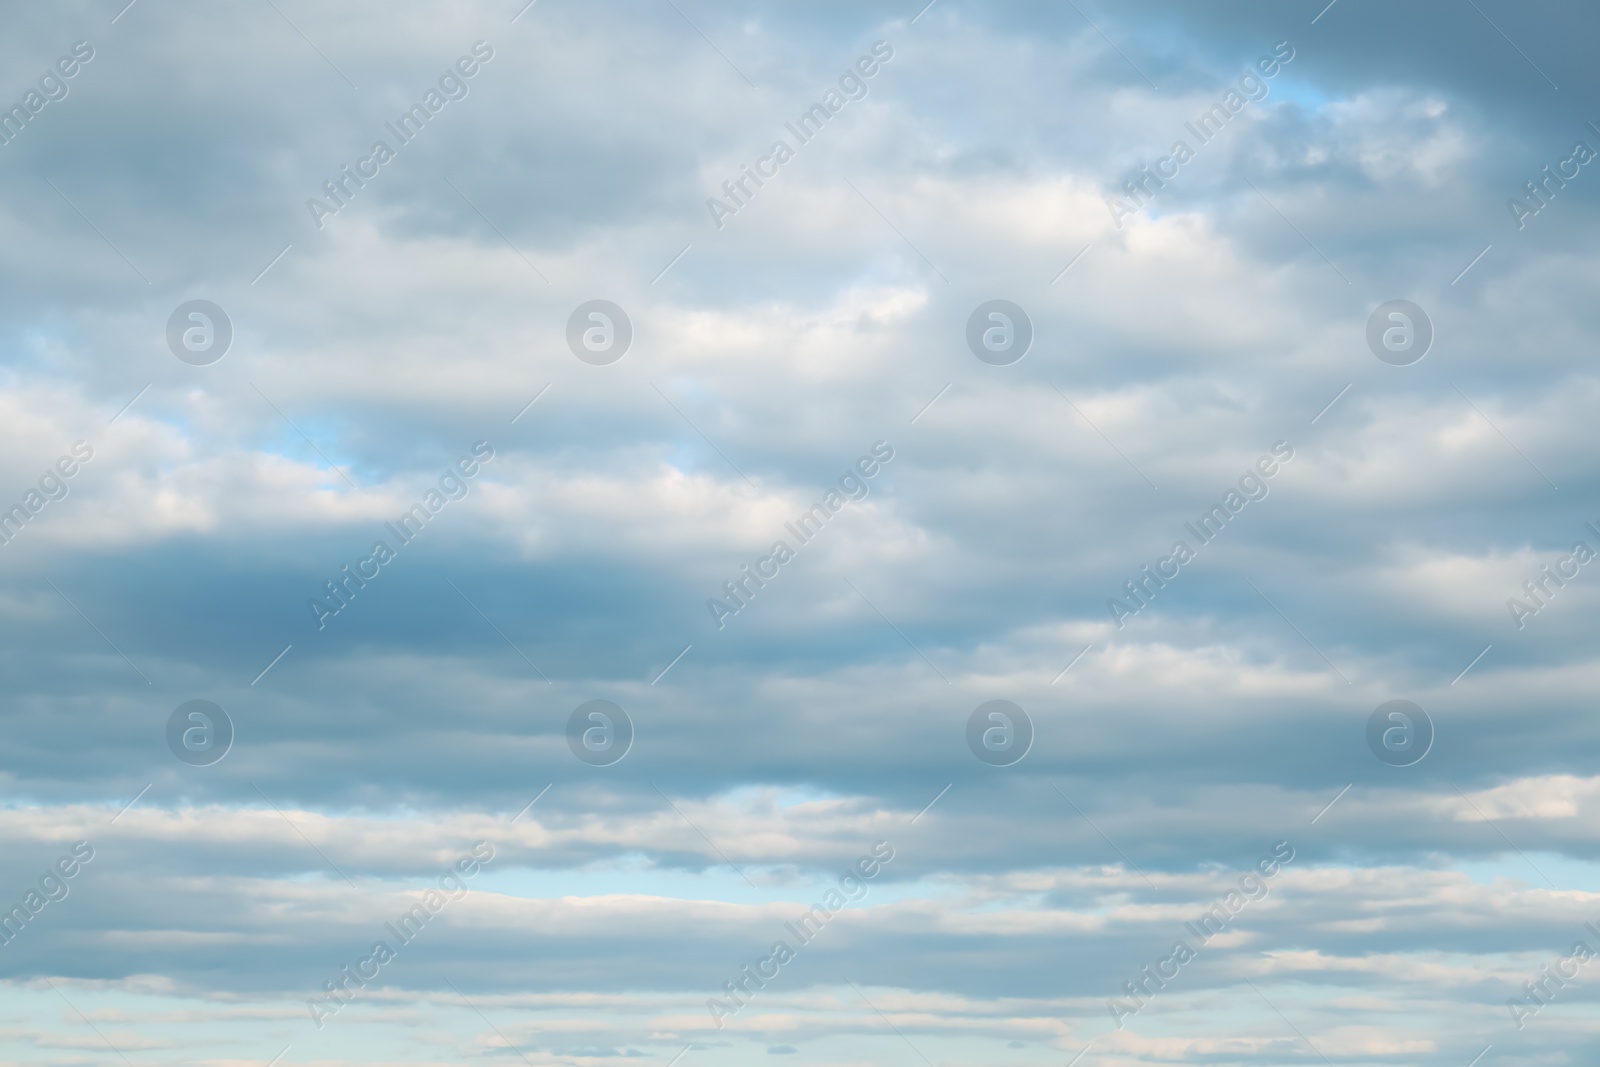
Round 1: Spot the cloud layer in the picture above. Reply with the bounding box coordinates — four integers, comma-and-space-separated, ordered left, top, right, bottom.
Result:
1, 0, 1597, 1064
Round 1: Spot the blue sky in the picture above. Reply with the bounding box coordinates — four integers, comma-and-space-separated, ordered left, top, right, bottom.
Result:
2, 0, 1599, 1063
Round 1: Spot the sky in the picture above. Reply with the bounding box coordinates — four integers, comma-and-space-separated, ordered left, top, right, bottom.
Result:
1, 0, 1598, 1064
